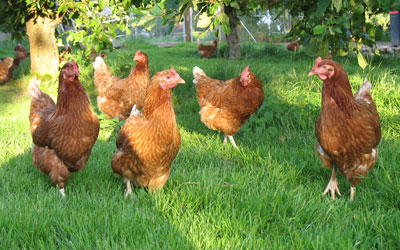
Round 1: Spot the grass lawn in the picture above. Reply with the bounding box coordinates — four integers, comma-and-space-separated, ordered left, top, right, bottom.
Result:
0, 38, 399, 249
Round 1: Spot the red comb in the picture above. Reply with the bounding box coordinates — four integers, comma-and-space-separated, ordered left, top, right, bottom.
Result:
170, 68, 177, 75
71, 60, 78, 70
315, 57, 322, 66
135, 50, 141, 56
241, 66, 249, 78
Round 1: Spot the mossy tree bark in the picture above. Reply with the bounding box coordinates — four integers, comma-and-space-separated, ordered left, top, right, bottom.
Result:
224, 5, 241, 60
26, 15, 60, 76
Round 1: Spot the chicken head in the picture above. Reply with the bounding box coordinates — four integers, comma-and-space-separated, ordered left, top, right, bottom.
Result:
134, 50, 148, 64
159, 68, 185, 90
308, 57, 335, 80
62, 60, 80, 82
14, 44, 30, 59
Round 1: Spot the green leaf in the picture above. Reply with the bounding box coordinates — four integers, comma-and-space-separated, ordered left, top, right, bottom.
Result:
332, 0, 342, 12
354, 4, 364, 15
357, 52, 368, 69
313, 25, 326, 34
333, 25, 342, 33
217, 12, 229, 24
222, 22, 231, 34
230, 2, 240, 9
337, 47, 349, 56
317, 40, 329, 58
209, 3, 219, 14
197, 12, 211, 28
99, 0, 106, 10
316, 0, 331, 17
198, 30, 208, 39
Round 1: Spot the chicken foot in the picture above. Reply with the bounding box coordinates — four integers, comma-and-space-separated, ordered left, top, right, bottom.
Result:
223, 134, 238, 148
59, 188, 65, 197
350, 186, 356, 201
323, 166, 341, 200
125, 179, 133, 198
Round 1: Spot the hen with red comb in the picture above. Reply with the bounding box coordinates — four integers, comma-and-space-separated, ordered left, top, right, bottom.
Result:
29, 61, 99, 197
111, 69, 185, 197
93, 49, 150, 120
192, 65, 264, 147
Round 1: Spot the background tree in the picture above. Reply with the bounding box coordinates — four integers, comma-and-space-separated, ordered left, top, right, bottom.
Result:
156, 0, 276, 60
1, 1, 67, 75
280, 0, 399, 68
0, 0, 140, 76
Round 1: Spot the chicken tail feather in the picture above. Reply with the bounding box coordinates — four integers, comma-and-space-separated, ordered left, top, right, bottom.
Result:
193, 66, 205, 84
355, 78, 373, 103
130, 104, 141, 117
29, 76, 42, 100
93, 56, 108, 72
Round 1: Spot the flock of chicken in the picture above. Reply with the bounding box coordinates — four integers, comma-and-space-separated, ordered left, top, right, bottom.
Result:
0, 45, 30, 85
22, 41, 381, 201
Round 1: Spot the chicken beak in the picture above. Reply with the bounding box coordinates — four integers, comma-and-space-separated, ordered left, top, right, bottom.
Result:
308, 69, 317, 77
177, 77, 185, 84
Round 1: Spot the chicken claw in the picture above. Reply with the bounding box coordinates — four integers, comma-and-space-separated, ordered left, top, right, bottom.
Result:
228, 135, 238, 148
125, 179, 133, 198
322, 167, 341, 200
223, 134, 238, 148
59, 188, 66, 198
350, 186, 356, 201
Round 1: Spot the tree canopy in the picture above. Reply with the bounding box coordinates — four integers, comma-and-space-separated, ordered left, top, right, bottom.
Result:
1, 0, 399, 70
281, 0, 399, 68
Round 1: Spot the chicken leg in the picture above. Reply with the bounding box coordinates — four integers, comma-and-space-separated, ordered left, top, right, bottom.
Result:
59, 188, 65, 197
323, 166, 341, 200
125, 179, 133, 198
223, 134, 238, 148
350, 186, 356, 201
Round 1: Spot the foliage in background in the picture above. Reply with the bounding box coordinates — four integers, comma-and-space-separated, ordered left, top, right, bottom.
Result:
281, 0, 400, 69
63, 0, 142, 55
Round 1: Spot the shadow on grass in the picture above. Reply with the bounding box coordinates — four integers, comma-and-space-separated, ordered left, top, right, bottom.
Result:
0, 137, 195, 249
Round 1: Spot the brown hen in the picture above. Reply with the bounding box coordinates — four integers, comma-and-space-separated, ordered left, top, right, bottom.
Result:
0, 57, 14, 84
198, 39, 218, 59
0, 44, 30, 84
286, 40, 300, 52
111, 68, 185, 197
309, 57, 381, 201
29, 61, 100, 197
93, 50, 149, 120
193, 66, 264, 147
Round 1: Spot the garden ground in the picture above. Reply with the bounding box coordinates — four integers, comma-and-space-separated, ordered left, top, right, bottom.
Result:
0, 39, 399, 249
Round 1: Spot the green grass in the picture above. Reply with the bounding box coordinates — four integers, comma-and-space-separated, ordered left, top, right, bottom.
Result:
1, 39, 399, 249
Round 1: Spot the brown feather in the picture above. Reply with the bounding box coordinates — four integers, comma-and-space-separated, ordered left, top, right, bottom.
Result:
314, 59, 381, 188
29, 62, 99, 190
194, 68, 264, 137
94, 51, 150, 120
198, 40, 218, 59
111, 69, 183, 191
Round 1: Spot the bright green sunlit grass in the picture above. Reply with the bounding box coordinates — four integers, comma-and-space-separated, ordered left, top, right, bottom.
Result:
0, 39, 399, 249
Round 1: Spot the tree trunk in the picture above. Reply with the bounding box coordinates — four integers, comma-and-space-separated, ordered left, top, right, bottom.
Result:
224, 5, 241, 60
26, 15, 59, 76
184, 8, 192, 42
